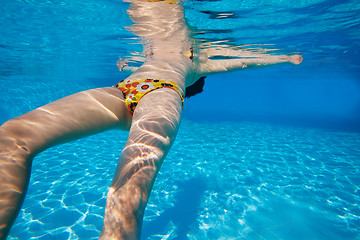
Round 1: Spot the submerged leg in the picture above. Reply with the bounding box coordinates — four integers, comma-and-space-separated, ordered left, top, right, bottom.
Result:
0, 87, 131, 239
100, 88, 182, 240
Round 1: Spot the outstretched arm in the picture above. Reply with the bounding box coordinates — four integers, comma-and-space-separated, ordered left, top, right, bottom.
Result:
196, 44, 303, 76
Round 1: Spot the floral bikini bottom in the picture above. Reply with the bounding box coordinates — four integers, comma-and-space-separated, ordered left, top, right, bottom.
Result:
114, 78, 184, 115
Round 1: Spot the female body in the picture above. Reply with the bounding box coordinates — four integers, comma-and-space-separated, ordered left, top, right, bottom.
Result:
0, 0, 302, 239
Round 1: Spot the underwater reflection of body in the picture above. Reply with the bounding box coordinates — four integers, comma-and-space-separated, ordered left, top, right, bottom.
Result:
0, 0, 302, 239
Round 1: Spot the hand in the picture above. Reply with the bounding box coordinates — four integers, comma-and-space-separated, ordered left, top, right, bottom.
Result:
117, 61, 129, 71
289, 54, 303, 65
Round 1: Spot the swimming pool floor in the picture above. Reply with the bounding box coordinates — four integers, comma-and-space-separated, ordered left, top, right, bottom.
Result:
8, 120, 360, 240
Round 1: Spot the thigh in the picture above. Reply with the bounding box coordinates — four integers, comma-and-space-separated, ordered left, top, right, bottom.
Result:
111, 87, 183, 189
1, 87, 132, 155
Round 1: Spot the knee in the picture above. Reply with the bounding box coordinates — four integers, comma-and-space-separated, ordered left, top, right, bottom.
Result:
111, 144, 161, 190
0, 120, 33, 200
0, 119, 34, 160
122, 144, 163, 167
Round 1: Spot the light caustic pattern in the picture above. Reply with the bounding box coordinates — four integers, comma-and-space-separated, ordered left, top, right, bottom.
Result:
9, 120, 360, 240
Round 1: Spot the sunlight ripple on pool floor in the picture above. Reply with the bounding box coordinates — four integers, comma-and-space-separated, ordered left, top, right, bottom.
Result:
9, 120, 360, 240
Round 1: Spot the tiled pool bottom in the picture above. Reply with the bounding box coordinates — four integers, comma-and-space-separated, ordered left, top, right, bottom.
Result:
8, 120, 360, 239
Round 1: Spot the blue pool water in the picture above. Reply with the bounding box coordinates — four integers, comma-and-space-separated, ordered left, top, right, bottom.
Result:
1, 0, 360, 239
6, 121, 360, 239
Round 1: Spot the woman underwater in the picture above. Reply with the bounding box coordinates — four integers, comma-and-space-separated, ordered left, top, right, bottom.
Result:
0, 0, 302, 239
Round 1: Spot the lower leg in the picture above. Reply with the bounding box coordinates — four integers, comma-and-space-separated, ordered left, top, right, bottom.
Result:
101, 161, 157, 240
0, 128, 32, 239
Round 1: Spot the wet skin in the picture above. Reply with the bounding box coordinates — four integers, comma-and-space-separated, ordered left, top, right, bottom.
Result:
0, 1, 302, 239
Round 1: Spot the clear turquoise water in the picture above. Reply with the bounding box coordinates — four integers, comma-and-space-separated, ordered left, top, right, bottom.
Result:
1, 0, 360, 239
7, 121, 360, 239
